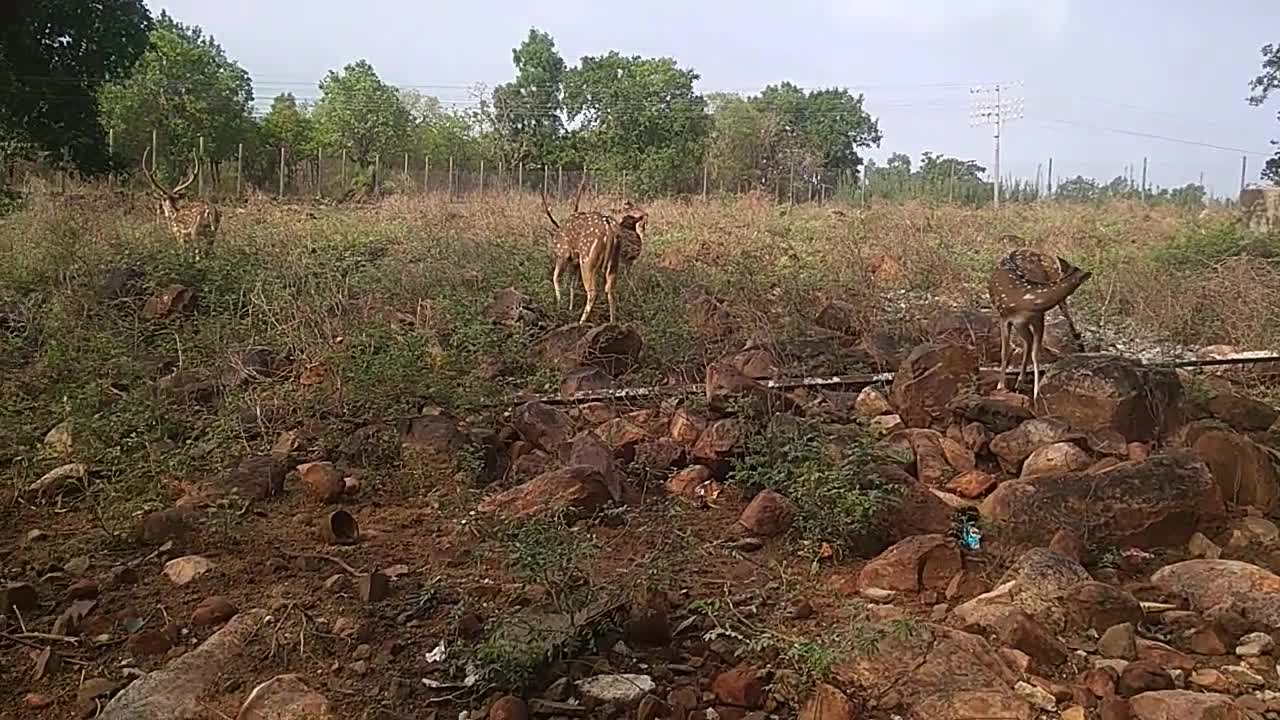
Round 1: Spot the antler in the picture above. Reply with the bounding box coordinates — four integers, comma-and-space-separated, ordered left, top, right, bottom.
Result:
141, 146, 171, 197
169, 150, 199, 197
541, 182, 560, 229
572, 172, 588, 214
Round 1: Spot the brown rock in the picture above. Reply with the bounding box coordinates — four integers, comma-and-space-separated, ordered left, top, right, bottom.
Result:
669, 408, 707, 447
1099, 695, 1132, 720
67, 578, 99, 601
1064, 582, 1144, 633
633, 438, 684, 473
945, 470, 998, 499
237, 673, 335, 720
858, 534, 962, 593
489, 695, 529, 720
989, 418, 1084, 474
477, 466, 612, 520
945, 570, 989, 601
667, 465, 714, 499
712, 666, 765, 708
561, 366, 614, 397
1150, 560, 1280, 629
891, 343, 979, 428
1049, 529, 1086, 563
595, 417, 652, 452
399, 413, 469, 472
357, 572, 390, 603
1128, 442, 1151, 462
706, 361, 775, 416
1098, 622, 1138, 660
297, 462, 345, 503
223, 454, 287, 501
579, 324, 643, 376
142, 284, 195, 319
484, 287, 546, 327
1021, 442, 1092, 477
980, 451, 1221, 549
949, 394, 1035, 434
128, 628, 175, 656
816, 300, 862, 335
140, 508, 194, 545
690, 419, 747, 464
625, 587, 671, 647
1190, 428, 1278, 512
1127, 690, 1246, 720
1039, 354, 1184, 442
855, 387, 892, 419
952, 548, 1091, 633
738, 490, 794, 537
191, 596, 238, 627
1206, 393, 1279, 432
1079, 666, 1118, 698
989, 610, 1070, 672
1116, 660, 1174, 697
561, 431, 624, 503
636, 694, 665, 720
1135, 639, 1193, 672
798, 683, 854, 720
1186, 627, 1228, 655
511, 402, 574, 452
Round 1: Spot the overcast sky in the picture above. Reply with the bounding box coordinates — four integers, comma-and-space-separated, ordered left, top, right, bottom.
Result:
147, 0, 1279, 197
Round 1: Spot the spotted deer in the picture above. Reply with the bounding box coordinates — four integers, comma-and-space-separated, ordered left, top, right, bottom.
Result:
142, 148, 220, 256
542, 179, 644, 324
988, 245, 1092, 401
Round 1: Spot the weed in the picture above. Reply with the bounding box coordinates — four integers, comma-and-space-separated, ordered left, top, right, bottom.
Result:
502, 514, 601, 615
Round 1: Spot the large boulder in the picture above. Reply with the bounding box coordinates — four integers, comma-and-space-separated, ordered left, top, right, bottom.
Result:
980, 451, 1222, 548
476, 466, 612, 520
952, 548, 1091, 633
1128, 690, 1247, 720
1150, 559, 1280, 629
1037, 354, 1183, 442
510, 401, 574, 452
927, 308, 1079, 366
858, 535, 962, 593
989, 418, 1084, 475
1185, 424, 1279, 512
1205, 392, 1279, 432
891, 343, 979, 429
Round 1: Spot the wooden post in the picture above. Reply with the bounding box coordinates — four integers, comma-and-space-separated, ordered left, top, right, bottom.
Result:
341, 149, 347, 188
557, 165, 563, 200
1141, 157, 1148, 201
448, 157, 454, 198
236, 143, 243, 197
151, 128, 158, 173
702, 165, 708, 201
543, 165, 549, 196
479, 158, 485, 194
424, 155, 430, 193
107, 129, 115, 188
404, 152, 409, 184
788, 162, 795, 206
374, 154, 381, 194
279, 147, 286, 198
1240, 155, 1248, 194
317, 147, 324, 198
197, 136, 205, 196
518, 162, 524, 193
1047, 157, 1054, 196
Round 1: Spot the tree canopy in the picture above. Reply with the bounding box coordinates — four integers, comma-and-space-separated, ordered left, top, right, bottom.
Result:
1249, 43, 1280, 182
312, 60, 412, 165
0, 0, 153, 174
491, 29, 566, 167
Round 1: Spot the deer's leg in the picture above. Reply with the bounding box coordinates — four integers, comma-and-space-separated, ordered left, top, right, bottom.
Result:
996, 318, 1011, 391
1013, 323, 1033, 392
578, 261, 597, 325
1030, 314, 1046, 403
604, 262, 618, 324
552, 256, 566, 306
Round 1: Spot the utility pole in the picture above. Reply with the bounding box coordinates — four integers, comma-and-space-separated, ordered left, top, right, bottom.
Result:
969, 83, 1024, 209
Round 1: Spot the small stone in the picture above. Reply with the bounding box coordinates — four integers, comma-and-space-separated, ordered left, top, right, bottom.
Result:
854, 387, 892, 418
1188, 627, 1228, 655
1189, 668, 1233, 692
1099, 622, 1138, 660
1236, 631, 1274, 657
737, 490, 794, 537
1098, 695, 1131, 720
64, 556, 91, 576
577, 674, 656, 705
1060, 705, 1087, 720
489, 695, 530, 720
869, 414, 904, 434
162, 555, 214, 586
636, 694, 665, 720
297, 461, 346, 503
1, 582, 38, 613
67, 578, 99, 600
128, 627, 175, 656
1049, 529, 1086, 563
712, 666, 765, 708
798, 683, 854, 720
348, 660, 368, 675
357, 572, 389, 603
191, 596, 238, 626
1079, 666, 1118, 698
1116, 660, 1174, 697
1013, 681, 1056, 711
76, 677, 119, 715
24, 693, 53, 709
1221, 664, 1266, 687
1187, 532, 1222, 559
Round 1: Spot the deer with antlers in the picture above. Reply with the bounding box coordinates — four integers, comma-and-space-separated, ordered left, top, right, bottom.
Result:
141, 148, 220, 256
542, 176, 647, 324
988, 244, 1092, 402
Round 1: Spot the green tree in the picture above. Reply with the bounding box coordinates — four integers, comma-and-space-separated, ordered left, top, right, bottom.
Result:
492, 29, 567, 167
705, 93, 774, 191
563, 52, 710, 195
99, 11, 253, 177
400, 88, 484, 165
312, 60, 411, 165
1248, 43, 1280, 182
1055, 176, 1101, 203
259, 92, 317, 189
0, 0, 153, 174
756, 82, 882, 181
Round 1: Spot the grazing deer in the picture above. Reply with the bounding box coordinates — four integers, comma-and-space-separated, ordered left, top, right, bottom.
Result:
141, 148, 220, 256
543, 179, 643, 324
988, 246, 1092, 401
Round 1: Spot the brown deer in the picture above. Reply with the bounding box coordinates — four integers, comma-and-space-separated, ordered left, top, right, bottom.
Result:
988, 246, 1092, 401
543, 178, 643, 324
141, 147, 220, 256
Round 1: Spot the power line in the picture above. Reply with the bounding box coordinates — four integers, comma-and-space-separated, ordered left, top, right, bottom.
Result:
1036, 118, 1273, 156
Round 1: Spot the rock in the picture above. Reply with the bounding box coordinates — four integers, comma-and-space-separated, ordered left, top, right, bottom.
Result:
738, 490, 794, 537
163, 555, 214, 586
27, 462, 90, 497
980, 451, 1221, 549
297, 462, 345, 503
511, 402, 574, 452
222, 455, 287, 501
633, 438, 684, 473
690, 418, 747, 464
635, 695, 664, 720
1128, 690, 1246, 720
577, 674, 656, 705
705, 361, 777, 416
484, 287, 545, 327
1064, 582, 1144, 633
1049, 529, 1086, 563
798, 683, 854, 720
1117, 661, 1174, 697
869, 414, 905, 434
489, 695, 529, 720
357, 572, 390, 603
1150, 560, 1280, 628
858, 534, 962, 593
1021, 442, 1092, 477
855, 387, 893, 419
142, 284, 195, 319
1038, 354, 1184, 442
1061, 706, 1088, 720
945, 470, 998, 499
891, 343, 979, 428
477, 466, 612, 520
580, 324, 643, 376
712, 666, 765, 708
99, 610, 267, 720
989, 610, 1070, 672
669, 408, 707, 447
1, 581, 38, 613
989, 418, 1084, 474
952, 548, 1091, 633
67, 578, 99, 600
237, 673, 335, 720
625, 587, 671, 647
901, 429, 974, 485
1221, 664, 1266, 687
1206, 393, 1279, 432
1187, 628, 1228, 655
1189, 428, 1278, 512
1187, 532, 1223, 559
140, 508, 194, 545
1235, 631, 1274, 657
816, 300, 861, 335
562, 431, 625, 503
1100, 696, 1132, 720
1189, 668, 1233, 692
78, 677, 121, 715
1013, 681, 1056, 711
1099, 622, 1139, 660
1080, 666, 1119, 698
397, 412, 469, 473
1227, 516, 1280, 547
191, 596, 238, 627
667, 465, 714, 500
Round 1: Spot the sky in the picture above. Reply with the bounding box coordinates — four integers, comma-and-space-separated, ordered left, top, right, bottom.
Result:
146, 0, 1280, 198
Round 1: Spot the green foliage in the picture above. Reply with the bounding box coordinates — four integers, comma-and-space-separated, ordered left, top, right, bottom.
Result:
312, 60, 412, 165
729, 419, 905, 550
99, 11, 253, 173
1248, 43, 1280, 182
1055, 175, 1102, 203
0, 0, 153, 174
864, 150, 992, 204
563, 52, 710, 196
491, 29, 567, 167
758, 82, 882, 176
1150, 219, 1280, 271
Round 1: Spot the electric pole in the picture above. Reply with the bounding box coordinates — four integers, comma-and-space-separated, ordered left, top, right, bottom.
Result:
970, 83, 1024, 209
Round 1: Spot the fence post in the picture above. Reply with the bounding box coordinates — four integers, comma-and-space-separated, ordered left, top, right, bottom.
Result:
341, 149, 347, 188
107, 129, 115, 188
479, 158, 485, 195
197, 136, 205, 196
279, 147, 286, 198
404, 152, 409, 186
518, 162, 524, 193
557, 165, 563, 200
151, 128, 158, 173
424, 155, 430, 193
788, 162, 795, 206
236, 143, 243, 197
374, 154, 381, 195
317, 147, 324, 198
448, 157, 454, 198
543, 165, 549, 196
702, 165, 708, 201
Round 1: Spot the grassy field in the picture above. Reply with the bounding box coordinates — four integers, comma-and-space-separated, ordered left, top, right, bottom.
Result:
1, 190, 1279, 716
